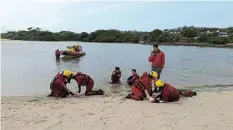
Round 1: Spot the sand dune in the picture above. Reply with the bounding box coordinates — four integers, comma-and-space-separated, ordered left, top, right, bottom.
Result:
1, 91, 233, 130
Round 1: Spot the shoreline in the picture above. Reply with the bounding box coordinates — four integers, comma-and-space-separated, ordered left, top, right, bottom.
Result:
1, 39, 233, 49
2, 90, 233, 130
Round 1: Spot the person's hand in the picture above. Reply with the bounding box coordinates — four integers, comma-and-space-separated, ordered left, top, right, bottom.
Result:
149, 97, 155, 102
151, 52, 155, 56
73, 93, 81, 97
152, 93, 158, 98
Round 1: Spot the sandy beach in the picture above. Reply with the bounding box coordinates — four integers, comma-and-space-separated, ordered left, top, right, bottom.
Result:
1, 91, 233, 130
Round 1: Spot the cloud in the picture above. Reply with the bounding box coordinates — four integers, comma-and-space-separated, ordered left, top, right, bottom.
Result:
85, 4, 117, 15
0, 0, 67, 32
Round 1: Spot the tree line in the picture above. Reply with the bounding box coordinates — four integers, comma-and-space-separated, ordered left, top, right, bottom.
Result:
1, 26, 233, 45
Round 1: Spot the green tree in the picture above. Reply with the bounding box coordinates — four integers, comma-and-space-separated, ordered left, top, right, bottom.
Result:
198, 33, 209, 43
228, 34, 233, 43
181, 26, 198, 38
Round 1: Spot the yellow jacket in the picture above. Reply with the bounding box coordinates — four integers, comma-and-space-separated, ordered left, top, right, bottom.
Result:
67, 48, 75, 52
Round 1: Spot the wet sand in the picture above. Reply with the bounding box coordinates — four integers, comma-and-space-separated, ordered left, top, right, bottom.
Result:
1, 91, 233, 130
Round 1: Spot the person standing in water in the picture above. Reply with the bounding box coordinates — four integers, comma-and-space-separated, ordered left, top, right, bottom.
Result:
111, 67, 121, 84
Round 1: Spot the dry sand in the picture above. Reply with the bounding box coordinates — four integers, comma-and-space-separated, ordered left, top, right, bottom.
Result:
1, 91, 233, 130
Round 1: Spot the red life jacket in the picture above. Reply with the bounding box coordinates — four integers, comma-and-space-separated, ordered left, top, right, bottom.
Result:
50, 72, 69, 97
75, 72, 91, 86
161, 83, 180, 102
132, 73, 140, 82
50, 72, 67, 88
134, 74, 152, 96
55, 50, 60, 56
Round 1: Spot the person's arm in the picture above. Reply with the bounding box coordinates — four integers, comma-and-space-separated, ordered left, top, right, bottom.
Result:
78, 85, 81, 93
62, 83, 74, 95
154, 90, 168, 103
156, 93, 162, 99
161, 53, 165, 69
127, 76, 133, 82
131, 75, 138, 82
144, 89, 152, 100
144, 79, 153, 100
117, 71, 121, 78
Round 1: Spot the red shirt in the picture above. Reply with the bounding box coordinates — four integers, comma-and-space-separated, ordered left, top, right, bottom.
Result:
148, 50, 165, 69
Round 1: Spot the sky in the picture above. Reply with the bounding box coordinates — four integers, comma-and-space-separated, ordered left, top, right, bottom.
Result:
1, 0, 233, 33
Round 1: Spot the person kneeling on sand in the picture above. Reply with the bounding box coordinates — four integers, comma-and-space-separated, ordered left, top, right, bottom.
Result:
149, 80, 180, 103
127, 69, 140, 86
111, 67, 121, 84
150, 80, 197, 103
151, 80, 198, 103
49, 70, 79, 98
71, 72, 105, 96
125, 71, 158, 101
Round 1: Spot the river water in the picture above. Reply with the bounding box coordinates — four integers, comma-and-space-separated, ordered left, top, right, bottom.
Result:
1, 40, 233, 96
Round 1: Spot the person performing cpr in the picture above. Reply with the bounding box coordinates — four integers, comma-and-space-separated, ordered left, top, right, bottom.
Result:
149, 80, 197, 103
125, 71, 158, 101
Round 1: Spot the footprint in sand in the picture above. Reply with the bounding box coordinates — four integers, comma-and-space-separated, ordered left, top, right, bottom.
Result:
82, 112, 95, 116
158, 124, 172, 130
195, 124, 208, 129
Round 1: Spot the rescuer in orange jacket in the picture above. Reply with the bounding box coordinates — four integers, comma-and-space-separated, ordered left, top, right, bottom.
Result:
126, 71, 158, 101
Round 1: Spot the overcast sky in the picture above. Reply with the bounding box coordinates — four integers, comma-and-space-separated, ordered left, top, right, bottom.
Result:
1, 0, 233, 33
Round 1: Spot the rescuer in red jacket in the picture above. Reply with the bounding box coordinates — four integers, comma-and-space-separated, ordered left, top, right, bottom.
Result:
126, 71, 158, 101
148, 44, 165, 80
151, 80, 180, 103
150, 80, 198, 103
72, 72, 105, 96
49, 70, 78, 98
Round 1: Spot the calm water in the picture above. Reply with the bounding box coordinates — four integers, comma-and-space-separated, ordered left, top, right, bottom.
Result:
1, 40, 233, 96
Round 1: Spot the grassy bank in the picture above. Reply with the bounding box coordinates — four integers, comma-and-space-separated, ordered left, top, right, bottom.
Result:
1, 26, 233, 48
